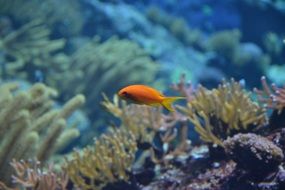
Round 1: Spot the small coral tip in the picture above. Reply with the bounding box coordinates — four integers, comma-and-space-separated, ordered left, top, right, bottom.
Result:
261, 76, 266, 80
253, 87, 257, 92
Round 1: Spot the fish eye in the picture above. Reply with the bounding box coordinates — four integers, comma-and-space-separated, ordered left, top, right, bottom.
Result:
122, 91, 128, 95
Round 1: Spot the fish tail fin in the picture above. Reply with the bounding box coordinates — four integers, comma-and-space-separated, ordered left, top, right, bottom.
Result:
161, 97, 185, 112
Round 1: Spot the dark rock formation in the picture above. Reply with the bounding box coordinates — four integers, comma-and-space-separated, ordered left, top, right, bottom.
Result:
224, 133, 284, 177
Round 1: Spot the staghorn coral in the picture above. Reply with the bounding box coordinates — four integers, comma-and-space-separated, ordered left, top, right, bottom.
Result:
179, 79, 267, 146
0, 82, 85, 184
0, 19, 65, 79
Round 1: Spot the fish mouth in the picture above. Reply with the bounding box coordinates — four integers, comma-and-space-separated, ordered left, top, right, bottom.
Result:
117, 91, 126, 99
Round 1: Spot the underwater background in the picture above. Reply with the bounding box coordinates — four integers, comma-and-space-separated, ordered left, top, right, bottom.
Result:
0, 0, 285, 189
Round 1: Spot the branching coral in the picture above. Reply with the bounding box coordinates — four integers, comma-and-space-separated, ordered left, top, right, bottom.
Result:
65, 127, 138, 190
65, 95, 190, 189
0, 0, 83, 36
9, 159, 69, 190
206, 29, 270, 69
263, 32, 284, 56
103, 94, 171, 130
179, 79, 267, 146
146, 6, 203, 48
65, 95, 162, 190
102, 95, 191, 167
0, 19, 65, 79
206, 30, 241, 61
0, 82, 85, 184
51, 37, 159, 119
254, 76, 285, 113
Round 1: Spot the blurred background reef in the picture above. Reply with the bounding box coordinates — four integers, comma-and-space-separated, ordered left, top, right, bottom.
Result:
0, 0, 285, 189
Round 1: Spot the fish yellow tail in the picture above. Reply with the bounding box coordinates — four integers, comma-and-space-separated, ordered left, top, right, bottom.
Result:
161, 97, 185, 112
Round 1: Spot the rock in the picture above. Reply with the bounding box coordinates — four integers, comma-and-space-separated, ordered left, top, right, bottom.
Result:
224, 133, 284, 175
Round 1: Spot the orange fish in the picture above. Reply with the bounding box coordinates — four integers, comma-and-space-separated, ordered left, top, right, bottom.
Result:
118, 85, 185, 111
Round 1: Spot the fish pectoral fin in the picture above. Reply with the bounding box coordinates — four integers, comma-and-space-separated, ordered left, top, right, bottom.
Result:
161, 97, 185, 112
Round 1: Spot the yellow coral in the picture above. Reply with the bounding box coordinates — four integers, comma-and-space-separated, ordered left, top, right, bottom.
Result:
180, 79, 267, 146
102, 94, 160, 143
65, 127, 138, 190
0, 82, 84, 184
102, 95, 191, 166
65, 95, 190, 189
65, 95, 158, 189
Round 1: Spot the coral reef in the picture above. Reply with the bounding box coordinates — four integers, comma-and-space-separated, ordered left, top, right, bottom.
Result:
65, 127, 138, 190
255, 76, 285, 113
7, 159, 68, 190
65, 96, 156, 189
84, 0, 210, 85
3, 77, 285, 190
0, 1, 285, 190
0, 20, 65, 79
254, 76, 285, 130
263, 32, 284, 57
102, 95, 191, 167
142, 77, 285, 189
205, 29, 271, 87
52, 37, 159, 121
206, 29, 241, 61
206, 29, 270, 67
0, 0, 84, 36
0, 82, 84, 184
65, 95, 190, 189
146, 6, 203, 48
179, 79, 267, 146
